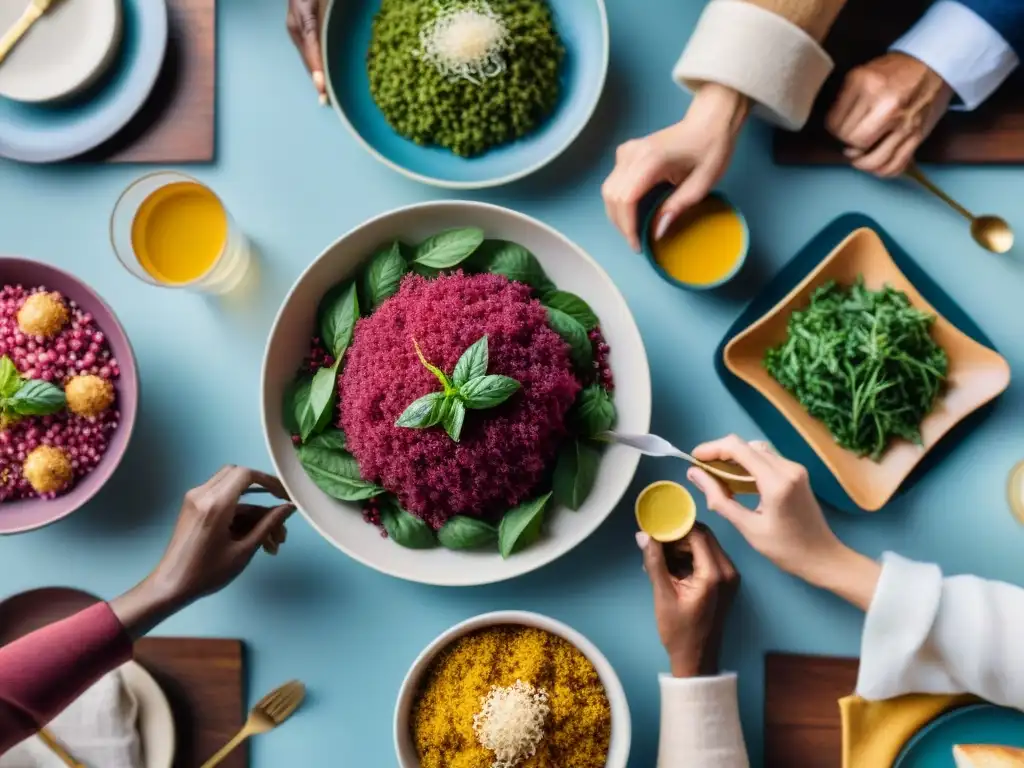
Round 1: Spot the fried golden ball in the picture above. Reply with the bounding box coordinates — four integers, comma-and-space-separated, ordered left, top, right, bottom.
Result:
22, 445, 73, 494
65, 374, 115, 418
17, 292, 69, 338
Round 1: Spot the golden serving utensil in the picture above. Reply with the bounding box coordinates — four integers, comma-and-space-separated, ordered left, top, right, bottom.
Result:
599, 431, 759, 495
38, 727, 84, 768
0, 0, 54, 65
905, 164, 1014, 254
200, 680, 306, 768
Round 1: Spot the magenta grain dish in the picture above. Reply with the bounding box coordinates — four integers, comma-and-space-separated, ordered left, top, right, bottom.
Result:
0, 258, 138, 535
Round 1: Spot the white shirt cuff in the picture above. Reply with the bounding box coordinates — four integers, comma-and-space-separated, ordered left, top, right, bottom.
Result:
673, 0, 833, 131
856, 552, 943, 700
892, 0, 1019, 111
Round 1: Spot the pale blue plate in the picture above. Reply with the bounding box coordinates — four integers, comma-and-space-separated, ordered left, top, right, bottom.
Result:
894, 704, 1024, 767
0, 0, 167, 163
322, 0, 608, 189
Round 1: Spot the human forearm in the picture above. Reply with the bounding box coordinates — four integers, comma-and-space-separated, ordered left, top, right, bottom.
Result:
109, 577, 191, 641
800, 544, 882, 612
0, 603, 131, 754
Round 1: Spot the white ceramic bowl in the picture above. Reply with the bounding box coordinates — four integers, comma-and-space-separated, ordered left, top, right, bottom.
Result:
0, 0, 123, 103
394, 611, 631, 768
262, 201, 651, 586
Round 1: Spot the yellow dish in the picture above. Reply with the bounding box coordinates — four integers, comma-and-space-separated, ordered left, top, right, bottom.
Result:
635, 481, 696, 542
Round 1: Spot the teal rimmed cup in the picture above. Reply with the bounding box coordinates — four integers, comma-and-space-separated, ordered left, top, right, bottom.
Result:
640, 191, 749, 291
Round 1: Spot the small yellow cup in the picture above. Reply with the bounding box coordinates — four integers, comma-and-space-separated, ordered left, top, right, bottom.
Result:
635, 481, 697, 542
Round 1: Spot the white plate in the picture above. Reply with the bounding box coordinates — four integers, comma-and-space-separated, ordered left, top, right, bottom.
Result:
0, 0, 123, 103
263, 201, 652, 586
121, 661, 176, 768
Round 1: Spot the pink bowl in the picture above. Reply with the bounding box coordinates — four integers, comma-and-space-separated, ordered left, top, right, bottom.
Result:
0, 257, 138, 535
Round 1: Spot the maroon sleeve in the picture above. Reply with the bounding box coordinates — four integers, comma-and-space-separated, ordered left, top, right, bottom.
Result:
0, 602, 132, 755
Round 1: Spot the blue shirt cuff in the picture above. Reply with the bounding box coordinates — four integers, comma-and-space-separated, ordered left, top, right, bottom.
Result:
891, 0, 1019, 111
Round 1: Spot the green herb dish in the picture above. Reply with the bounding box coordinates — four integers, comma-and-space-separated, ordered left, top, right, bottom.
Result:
263, 202, 650, 586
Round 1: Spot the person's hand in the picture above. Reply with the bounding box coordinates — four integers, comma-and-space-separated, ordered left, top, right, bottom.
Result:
287, 0, 327, 104
687, 436, 880, 610
826, 52, 953, 178
637, 523, 739, 678
111, 467, 295, 638
602, 84, 749, 252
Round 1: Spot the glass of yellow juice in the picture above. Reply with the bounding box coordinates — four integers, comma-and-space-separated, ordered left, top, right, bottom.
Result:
110, 172, 252, 294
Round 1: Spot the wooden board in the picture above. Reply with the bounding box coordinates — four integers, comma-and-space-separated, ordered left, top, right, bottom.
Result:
87, 0, 217, 163
764, 652, 858, 768
773, 0, 1024, 165
136, 637, 247, 768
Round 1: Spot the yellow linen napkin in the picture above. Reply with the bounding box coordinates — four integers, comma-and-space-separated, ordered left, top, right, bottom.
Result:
840, 693, 979, 768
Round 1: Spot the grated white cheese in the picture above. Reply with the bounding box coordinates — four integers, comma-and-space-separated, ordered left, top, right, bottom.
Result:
472, 680, 550, 768
416, 1, 513, 84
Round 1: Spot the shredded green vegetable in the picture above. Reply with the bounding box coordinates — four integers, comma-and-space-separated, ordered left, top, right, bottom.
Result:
764, 279, 948, 461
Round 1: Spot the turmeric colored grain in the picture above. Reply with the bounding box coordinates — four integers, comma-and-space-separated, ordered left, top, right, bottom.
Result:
411, 625, 611, 768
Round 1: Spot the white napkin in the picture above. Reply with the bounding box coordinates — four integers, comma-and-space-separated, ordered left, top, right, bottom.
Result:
0, 669, 142, 768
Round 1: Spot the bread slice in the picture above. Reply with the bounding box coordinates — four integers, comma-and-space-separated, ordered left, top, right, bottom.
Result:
954, 745, 1024, 767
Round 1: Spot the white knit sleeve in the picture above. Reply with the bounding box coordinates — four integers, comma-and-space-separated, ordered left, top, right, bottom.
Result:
672, 0, 834, 130
856, 552, 1024, 709
657, 673, 750, 768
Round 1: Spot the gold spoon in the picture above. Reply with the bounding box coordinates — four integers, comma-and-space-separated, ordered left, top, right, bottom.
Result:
0, 0, 54, 64
905, 164, 1014, 254
38, 728, 83, 768
201, 680, 306, 768
598, 431, 759, 495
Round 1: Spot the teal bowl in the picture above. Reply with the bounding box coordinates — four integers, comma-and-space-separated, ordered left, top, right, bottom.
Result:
322, 0, 608, 189
894, 703, 1024, 766
641, 191, 749, 291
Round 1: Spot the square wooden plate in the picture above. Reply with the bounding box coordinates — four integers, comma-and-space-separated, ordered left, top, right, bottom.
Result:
724, 228, 1011, 511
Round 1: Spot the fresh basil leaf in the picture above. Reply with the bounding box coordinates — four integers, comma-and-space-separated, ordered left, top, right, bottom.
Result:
482, 241, 555, 293
575, 384, 617, 438
442, 398, 466, 442
498, 493, 552, 558
452, 336, 489, 388
362, 242, 407, 312
308, 363, 339, 438
304, 427, 347, 453
413, 227, 485, 269
298, 446, 384, 501
543, 290, 599, 331
437, 516, 498, 550
284, 375, 315, 438
546, 307, 593, 371
318, 281, 360, 359
411, 263, 443, 280
553, 439, 601, 511
413, 340, 453, 391
380, 499, 437, 549
8, 379, 66, 416
459, 375, 520, 410
395, 392, 447, 429
0, 356, 21, 399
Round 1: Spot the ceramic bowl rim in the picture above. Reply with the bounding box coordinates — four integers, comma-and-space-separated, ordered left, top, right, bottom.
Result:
320, 0, 610, 190
641, 191, 749, 291
260, 199, 651, 586
0, 257, 139, 534
392, 610, 632, 768
722, 226, 1011, 511
0, 0, 124, 104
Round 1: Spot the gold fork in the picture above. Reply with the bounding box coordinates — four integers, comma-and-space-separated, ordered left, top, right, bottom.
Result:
200, 680, 306, 768
0, 0, 54, 64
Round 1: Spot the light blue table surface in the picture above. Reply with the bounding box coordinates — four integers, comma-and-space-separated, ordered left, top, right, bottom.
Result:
2, 2, 1023, 765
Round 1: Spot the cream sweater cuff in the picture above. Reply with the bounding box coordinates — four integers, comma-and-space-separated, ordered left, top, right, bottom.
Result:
672, 0, 833, 130
657, 673, 749, 767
